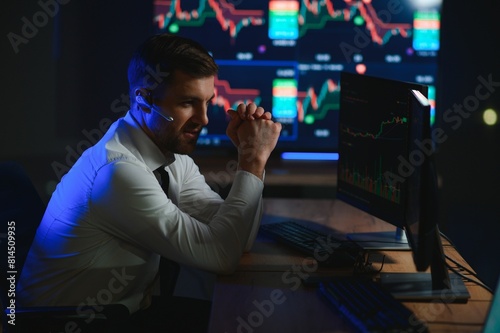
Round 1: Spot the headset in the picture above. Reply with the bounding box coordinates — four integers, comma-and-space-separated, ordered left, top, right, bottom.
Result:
135, 92, 174, 122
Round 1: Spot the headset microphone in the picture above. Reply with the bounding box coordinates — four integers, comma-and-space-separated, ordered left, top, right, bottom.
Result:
151, 107, 174, 122
135, 95, 174, 122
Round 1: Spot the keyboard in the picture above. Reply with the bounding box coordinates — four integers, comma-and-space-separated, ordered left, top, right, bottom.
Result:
259, 221, 365, 267
319, 278, 428, 333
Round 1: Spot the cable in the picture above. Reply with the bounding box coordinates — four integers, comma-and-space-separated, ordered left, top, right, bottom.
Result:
447, 264, 493, 293
445, 254, 493, 293
439, 231, 456, 247
439, 231, 493, 293
445, 254, 475, 277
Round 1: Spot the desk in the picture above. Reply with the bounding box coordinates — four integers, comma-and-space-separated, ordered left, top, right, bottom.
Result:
208, 198, 493, 333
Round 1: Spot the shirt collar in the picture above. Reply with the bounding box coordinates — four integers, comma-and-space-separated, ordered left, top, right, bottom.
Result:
123, 111, 176, 171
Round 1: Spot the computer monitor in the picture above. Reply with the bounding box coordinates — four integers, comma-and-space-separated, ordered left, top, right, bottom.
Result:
404, 88, 436, 271
380, 88, 469, 301
337, 71, 469, 301
337, 71, 427, 250
152, 0, 442, 160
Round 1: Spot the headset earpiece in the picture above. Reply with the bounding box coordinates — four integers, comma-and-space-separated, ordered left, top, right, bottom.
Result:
135, 95, 152, 108
135, 88, 155, 108
134, 90, 174, 122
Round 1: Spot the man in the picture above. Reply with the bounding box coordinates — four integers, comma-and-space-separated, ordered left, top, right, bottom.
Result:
17, 33, 281, 331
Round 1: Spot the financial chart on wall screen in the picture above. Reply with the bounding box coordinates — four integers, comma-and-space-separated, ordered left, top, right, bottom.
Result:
152, 0, 442, 154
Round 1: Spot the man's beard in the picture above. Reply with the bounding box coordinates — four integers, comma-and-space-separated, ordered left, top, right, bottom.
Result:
160, 130, 199, 155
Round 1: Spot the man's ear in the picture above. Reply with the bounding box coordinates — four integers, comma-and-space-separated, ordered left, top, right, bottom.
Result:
134, 88, 153, 112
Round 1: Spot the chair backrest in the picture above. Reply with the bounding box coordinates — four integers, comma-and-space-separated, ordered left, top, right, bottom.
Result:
0, 161, 46, 320
0, 162, 137, 332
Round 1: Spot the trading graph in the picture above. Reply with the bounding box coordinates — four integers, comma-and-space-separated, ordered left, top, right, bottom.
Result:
152, 0, 442, 154
154, 0, 265, 39
339, 156, 402, 204
297, 0, 412, 44
297, 78, 339, 124
289, 67, 345, 149
337, 72, 428, 213
339, 115, 408, 202
337, 73, 422, 204
341, 115, 408, 140
338, 113, 407, 203
198, 61, 301, 147
212, 77, 262, 112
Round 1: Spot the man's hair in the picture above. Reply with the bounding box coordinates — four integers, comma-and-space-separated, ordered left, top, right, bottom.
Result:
127, 33, 218, 99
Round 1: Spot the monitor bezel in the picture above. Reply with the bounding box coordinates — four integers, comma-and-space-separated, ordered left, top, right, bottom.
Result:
404, 89, 437, 271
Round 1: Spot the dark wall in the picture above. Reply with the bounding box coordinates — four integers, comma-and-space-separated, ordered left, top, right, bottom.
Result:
1, 1, 499, 289
1, 0, 154, 196
53, 0, 155, 137
2, 1, 57, 157
2, 0, 153, 150
437, 0, 500, 290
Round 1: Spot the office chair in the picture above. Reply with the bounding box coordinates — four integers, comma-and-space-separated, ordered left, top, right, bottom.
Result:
0, 161, 132, 333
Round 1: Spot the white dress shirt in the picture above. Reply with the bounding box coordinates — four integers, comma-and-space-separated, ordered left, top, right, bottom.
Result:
17, 112, 263, 314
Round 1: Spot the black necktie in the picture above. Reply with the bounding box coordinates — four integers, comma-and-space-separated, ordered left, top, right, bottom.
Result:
157, 167, 170, 196
156, 166, 179, 304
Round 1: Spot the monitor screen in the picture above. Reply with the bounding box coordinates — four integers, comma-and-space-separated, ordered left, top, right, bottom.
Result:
339, 72, 470, 301
152, 0, 442, 158
336, 71, 427, 229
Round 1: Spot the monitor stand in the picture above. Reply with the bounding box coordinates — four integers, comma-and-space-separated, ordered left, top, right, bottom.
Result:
379, 271, 470, 302
347, 227, 411, 250
379, 227, 470, 302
